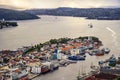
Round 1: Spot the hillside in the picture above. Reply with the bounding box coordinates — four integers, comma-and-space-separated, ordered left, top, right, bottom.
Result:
25, 7, 120, 20
0, 8, 39, 20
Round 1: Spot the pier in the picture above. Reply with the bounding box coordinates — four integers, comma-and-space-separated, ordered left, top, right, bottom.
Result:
0, 19, 18, 29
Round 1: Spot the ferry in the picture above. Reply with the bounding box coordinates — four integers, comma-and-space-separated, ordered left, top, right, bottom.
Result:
68, 55, 86, 61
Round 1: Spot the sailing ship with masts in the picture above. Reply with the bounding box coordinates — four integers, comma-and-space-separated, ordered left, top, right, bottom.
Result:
77, 61, 87, 80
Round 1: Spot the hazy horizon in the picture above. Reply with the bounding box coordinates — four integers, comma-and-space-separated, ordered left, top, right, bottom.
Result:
0, 0, 120, 10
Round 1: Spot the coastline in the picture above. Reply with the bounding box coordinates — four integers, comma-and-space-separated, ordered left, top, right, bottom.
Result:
0, 36, 120, 80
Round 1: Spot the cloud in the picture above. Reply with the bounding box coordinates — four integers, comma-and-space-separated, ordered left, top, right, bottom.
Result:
0, 0, 120, 9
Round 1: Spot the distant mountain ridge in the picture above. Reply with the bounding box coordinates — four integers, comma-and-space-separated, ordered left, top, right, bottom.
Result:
0, 8, 39, 20
25, 7, 120, 20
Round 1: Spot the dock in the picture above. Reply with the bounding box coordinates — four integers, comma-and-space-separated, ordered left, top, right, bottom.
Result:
28, 73, 40, 80
0, 20, 18, 29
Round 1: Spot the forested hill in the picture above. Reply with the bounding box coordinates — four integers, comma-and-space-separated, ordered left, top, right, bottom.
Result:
25, 7, 120, 20
0, 8, 39, 20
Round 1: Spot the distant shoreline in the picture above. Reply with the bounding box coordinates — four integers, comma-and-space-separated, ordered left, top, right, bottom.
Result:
38, 15, 120, 20
25, 7, 120, 20
0, 8, 40, 20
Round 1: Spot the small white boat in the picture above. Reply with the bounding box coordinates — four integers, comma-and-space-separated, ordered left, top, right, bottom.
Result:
88, 23, 93, 28
102, 48, 110, 54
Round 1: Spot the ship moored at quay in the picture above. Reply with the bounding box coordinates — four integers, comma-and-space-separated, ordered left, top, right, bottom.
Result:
77, 55, 120, 80
0, 19, 18, 29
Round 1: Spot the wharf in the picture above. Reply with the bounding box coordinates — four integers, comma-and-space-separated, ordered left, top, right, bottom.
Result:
28, 73, 40, 80
0, 21, 18, 29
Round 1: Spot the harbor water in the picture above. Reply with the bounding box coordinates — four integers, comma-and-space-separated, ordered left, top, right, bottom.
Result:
0, 15, 120, 80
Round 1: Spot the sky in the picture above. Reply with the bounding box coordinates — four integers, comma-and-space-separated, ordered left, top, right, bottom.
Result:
0, 0, 120, 9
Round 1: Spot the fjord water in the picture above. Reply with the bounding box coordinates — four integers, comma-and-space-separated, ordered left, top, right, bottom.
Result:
0, 16, 120, 80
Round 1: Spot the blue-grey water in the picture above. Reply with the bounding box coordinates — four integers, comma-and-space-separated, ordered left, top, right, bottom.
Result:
0, 15, 120, 80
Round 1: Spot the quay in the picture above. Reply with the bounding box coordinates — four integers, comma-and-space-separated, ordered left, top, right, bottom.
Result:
0, 19, 18, 29
79, 55, 120, 80
28, 73, 40, 80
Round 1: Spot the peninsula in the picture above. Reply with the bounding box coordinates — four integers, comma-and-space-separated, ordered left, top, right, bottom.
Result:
0, 8, 39, 20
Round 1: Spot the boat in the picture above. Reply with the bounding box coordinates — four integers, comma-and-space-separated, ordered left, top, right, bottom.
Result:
98, 55, 120, 75
95, 53, 104, 56
41, 62, 52, 74
102, 48, 110, 54
85, 73, 117, 80
50, 62, 59, 70
77, 75, 83, 80
59, 60, 69, 66
41, 61, 59, 73
88, 23, 93, 28
77, 61, 86, 80
88, 44, 93, 50
98, 60, 106, 65
94, 49, 104, 56
52, 63, 59, 70
68, 55, 86, 61
41, 65, 50, 74
89, 51, 96, 56
79, 50, 86, 55
90, 63, 99, 71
